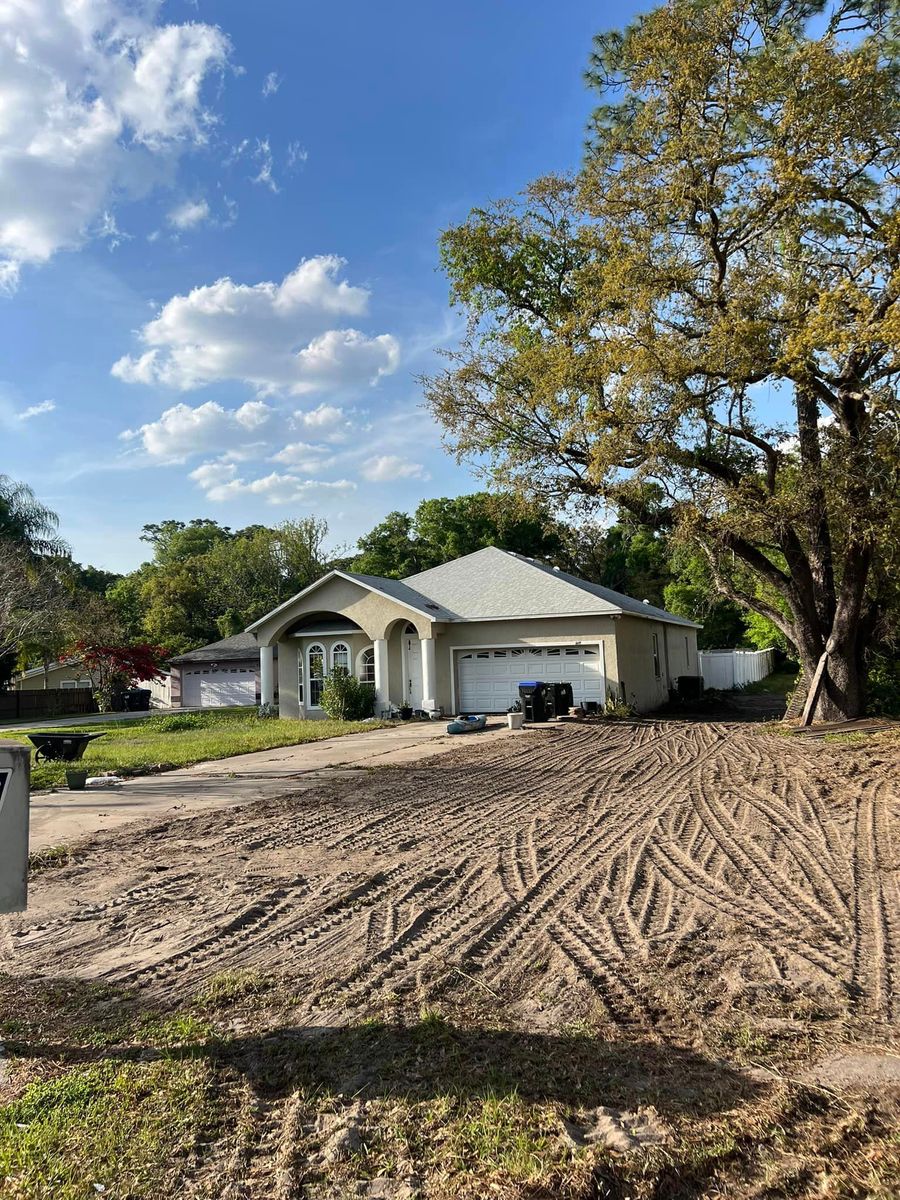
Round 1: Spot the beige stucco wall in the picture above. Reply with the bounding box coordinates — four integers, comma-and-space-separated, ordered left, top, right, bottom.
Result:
277, 639, 300, 718
15, 663, 91, 691
255, 575, 433, 645
612, 616, 697, 712
661, 624, 699, 686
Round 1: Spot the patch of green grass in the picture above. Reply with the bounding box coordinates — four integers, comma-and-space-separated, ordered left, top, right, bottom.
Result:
193, 969, 274, 1009
6, 709, 388, 791
741, 668, 799, 697
0, 1059, 214, 1199
27, 845, 75, 874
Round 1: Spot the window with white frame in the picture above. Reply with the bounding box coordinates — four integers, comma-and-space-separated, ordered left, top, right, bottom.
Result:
331, 642, 350, 675
359, 647, 375, 684
652, 632, 661, 677
297, 654, 304, 704
307, 644, 325, 706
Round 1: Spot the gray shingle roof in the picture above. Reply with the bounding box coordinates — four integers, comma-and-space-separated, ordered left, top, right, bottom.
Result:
403, 546, 699, 628
171, 631, 260, 664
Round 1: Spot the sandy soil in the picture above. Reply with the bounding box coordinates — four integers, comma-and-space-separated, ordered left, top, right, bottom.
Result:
4, 720, 898, 1039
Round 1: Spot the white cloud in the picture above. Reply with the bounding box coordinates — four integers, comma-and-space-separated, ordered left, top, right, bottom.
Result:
361, 455, 429, 483
111, 256, 399, 395
16, 399, 57, 421
0, 0, 230, 289
191, 466, 356, 505
167, 198, 210, 230
261, 71, 282, 98
296, 403, 344, 429
286, 141, 308, 171
121, 399, 277, 462
252, 137, 278, 192
271, 441, 327, 470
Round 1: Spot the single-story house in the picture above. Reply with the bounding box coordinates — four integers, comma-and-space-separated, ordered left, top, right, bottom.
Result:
13, 661, 93, 691
248, 546, 701, 719
169, 632, 274, 709
13, 658, 173, 708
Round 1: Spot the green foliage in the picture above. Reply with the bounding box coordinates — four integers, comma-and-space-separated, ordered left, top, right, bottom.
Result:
320, 668, 376, 720
0, 475, 68, 557
111, 517, 329, 655
352, 510, 423, 577
866, 650, 900, 716
139, 518, 232, 566
742, 611, 791, 655
603, 696, 637, 719
152, 713, 206, 732
351, 493, 564, 579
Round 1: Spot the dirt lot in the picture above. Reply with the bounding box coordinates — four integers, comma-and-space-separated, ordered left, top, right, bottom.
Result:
2, 720, 899, 1198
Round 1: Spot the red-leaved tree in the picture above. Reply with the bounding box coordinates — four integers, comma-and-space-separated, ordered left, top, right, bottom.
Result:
71, 640, 169, 712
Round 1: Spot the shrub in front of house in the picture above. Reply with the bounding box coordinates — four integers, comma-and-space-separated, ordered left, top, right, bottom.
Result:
320, 669, 376, 721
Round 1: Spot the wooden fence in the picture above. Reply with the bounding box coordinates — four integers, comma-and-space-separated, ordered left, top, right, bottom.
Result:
0, 688, 98, 721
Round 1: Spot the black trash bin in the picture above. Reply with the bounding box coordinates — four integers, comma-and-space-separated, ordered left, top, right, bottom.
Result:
553, 682, 574, 714
124, 688, 152, 711
518, 681, 549, 723
677, 675, 704, 701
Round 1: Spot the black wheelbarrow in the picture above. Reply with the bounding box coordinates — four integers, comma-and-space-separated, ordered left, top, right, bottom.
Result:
27, 731, 106, 763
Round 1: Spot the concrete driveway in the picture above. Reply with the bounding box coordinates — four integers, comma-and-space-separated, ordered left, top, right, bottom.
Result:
28, 721, 510, 851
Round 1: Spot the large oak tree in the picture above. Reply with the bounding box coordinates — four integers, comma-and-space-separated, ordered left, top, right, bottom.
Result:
426, 0, 900, 719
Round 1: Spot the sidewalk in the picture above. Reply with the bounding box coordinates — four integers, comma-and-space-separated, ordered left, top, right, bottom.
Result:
28, 721, 509, 851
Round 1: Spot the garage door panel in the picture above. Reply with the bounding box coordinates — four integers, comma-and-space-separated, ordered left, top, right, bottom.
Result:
182, 667, 257, 708
458, 646, 606, 713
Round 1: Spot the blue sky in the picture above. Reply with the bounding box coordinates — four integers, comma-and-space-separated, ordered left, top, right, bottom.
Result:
2, 0, 646, 572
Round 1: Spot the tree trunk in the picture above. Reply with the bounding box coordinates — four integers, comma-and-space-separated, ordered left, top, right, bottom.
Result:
791, 573, 869, 722
815, 645, 866, 722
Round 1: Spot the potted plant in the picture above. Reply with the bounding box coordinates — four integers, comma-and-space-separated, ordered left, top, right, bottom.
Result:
398, 704, 413, 720
65, 767, 88, 790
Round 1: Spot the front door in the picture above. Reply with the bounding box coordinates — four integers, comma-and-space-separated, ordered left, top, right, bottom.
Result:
404, 632, 423, 709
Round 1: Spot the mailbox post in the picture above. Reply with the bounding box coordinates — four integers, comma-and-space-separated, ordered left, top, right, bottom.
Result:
0, 739, 30, 913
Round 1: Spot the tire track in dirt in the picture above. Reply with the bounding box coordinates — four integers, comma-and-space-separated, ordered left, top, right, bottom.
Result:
6, 721, 896, 1034
851, 782, 900, 1020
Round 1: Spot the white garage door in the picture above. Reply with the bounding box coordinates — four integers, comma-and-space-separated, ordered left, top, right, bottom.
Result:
182, 667, 257, 708
457, 646, 606, 713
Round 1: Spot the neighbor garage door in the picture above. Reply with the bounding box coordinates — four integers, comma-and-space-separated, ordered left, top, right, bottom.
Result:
181, 667, 257, 708
457, 646, 606, 713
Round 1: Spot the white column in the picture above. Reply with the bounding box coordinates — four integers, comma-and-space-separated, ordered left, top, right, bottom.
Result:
259, 644, 275, 706
373, 638, 389, 712
421, 637, 436, 711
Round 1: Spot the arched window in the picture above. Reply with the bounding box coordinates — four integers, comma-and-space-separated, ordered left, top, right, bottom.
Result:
307, 643, 325, 707
331, 642, 350, 675
358, 646, 375, 685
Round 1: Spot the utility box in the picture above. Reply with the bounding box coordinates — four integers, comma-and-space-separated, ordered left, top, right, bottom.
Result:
0, 739, 30, 913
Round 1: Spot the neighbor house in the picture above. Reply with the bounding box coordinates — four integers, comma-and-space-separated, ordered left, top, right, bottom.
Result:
13, 661, 93, 691
248, 546, 700, 719
169, 632, 273, 709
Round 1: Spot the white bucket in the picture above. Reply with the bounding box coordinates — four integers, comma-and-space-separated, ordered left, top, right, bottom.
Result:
507, 712, 525, 731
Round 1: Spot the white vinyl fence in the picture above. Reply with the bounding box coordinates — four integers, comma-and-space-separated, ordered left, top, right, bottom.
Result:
698, 647, 775, 690
137, 673, 173, 709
